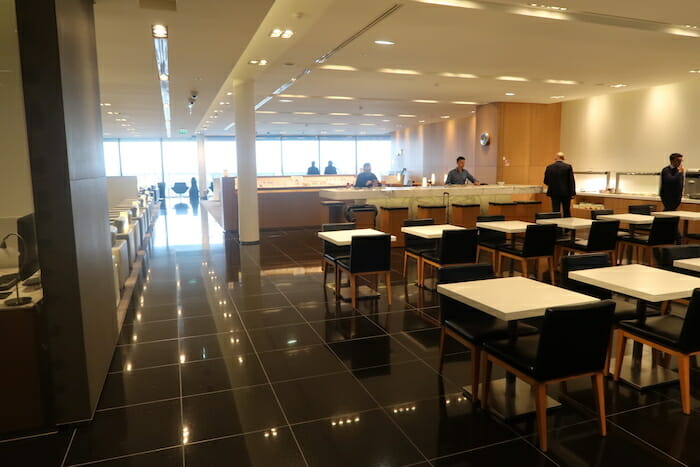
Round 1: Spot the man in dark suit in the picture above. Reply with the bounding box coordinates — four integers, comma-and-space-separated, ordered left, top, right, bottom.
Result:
660, 153, 684, 211
543, 152, 576, 217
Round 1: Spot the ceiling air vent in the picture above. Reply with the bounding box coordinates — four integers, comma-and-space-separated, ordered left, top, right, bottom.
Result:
139, 0, 176, 11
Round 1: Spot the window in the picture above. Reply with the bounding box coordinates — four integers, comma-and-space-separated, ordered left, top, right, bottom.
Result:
357, 138, 392, 176
281, 137, 319, 175
118, 140, 162, 188
204, 138, 237, 180
255, 138, 282, 176
162, 139, 198, 195
103, 140, 121, 176
319, 137, 356, 175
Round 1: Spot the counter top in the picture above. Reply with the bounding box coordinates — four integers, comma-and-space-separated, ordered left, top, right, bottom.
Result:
576, 191, 700, 204
319, 184, 543, 200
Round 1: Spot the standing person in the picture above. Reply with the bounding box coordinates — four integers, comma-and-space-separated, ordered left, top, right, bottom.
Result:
189, 176, 199, 200
355, 163, 380, 187
445, 156, 480, 185
543, 152, 576, 217
307, 161, 320, 175
660, 153, 685, 211
324, 161, 337, 175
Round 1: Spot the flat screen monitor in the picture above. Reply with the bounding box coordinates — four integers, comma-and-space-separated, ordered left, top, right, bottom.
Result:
17, 213, 39, 281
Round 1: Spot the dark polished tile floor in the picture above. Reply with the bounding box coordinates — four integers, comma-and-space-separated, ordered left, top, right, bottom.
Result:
1, 199, 699, 466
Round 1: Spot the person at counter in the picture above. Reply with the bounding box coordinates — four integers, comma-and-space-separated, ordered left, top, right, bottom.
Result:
307, 161, 320, 175
355, 163, 380, 187
660, 153, 685, 211
324, 161, 337, 175
543, 152, 575, 217
445, 156, 481, 185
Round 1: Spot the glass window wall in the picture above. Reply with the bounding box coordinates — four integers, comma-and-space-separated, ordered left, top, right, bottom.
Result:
281, 137, 319, 175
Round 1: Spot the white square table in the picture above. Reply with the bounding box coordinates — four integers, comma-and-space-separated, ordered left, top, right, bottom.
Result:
536, 217, 593, 242
318, 228, 397, 246
673, 258, 700, 273
653, 211, 700, 238
597, 213, 655, 225
438, 276, 599, 418
401, 224, 465, 239
475, 220, 534, 234
570, 264, 700, 389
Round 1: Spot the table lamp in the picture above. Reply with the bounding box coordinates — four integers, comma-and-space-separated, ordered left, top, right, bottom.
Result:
0, 233, 32, 306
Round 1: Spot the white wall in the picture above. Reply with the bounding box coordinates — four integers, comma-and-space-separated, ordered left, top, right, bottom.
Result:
561, 79, 700, 173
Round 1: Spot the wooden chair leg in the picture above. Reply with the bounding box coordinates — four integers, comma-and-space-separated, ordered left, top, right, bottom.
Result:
521, 258, 529, 280
613, 332, 628, 381
481, 356, 493, 409
385, 271, 392, 305
535, 383, 549, 452
496, 252, 502, 277
438, 328, 446, 372
593, 373, 607, 436
350, 274, 357, 309
660, 301, 670, 315
402, 252, 408, 278
678, 354, 691, 414
548, 257, 555, 284
471, 347, 481, 404
323, 259, 328, 284
604, 327, 614, 375
335, 267, 342, 300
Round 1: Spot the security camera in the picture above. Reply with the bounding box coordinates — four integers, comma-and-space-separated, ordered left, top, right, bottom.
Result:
189, 91, 198, 101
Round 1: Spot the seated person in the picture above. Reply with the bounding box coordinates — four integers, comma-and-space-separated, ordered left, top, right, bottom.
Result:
324, 160, 337, 174
355, 163, 380, 187
307, 161, 320, 175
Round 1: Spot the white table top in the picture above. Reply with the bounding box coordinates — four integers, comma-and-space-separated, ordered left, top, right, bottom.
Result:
535, 217, 593, 229
475, 220, 535, 233
570, 264, 700, 302
437, 276, 599, 321
673, 258, 700, 272
317, 228, 396, 246
597, 213, 654, 224
401, 224, 465, 239
653, 211, 700, 221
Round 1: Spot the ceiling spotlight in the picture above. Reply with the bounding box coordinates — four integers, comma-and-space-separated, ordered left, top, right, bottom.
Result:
279, 94, 308, 98
550, 95, 565, 99
278, 99, 294, 103
100, 102, 111, 107
452, 101, 477, 105
379, 68, 421, 75
293, 111, 316, 115
398, 114, 416, 118
152, 24, 168, 38
320, 64, 358, 71
545, 79, 579, 85
329, 112, 351, 116
381, 119, 391, 122
159, 73, 169, 81
440, 115, 451, 119
690, 69, 700, 73
226, 91, 233, 95
505, 92, 516, 96
440, 72, 478, 79
495, 76, 528, 82
324, 96, 355, 100
609, 83, 627, 88
363, 113, 384, 117
413, 99, 438, 103
528, 3, 567, 11
248, 59, 268, 66
374, 40, 395, 45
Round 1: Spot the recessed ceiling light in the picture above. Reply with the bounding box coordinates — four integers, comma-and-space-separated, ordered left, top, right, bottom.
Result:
609, 83, 627, 88
545, 79, 579, 85
398, 114, 416, 118
271, 122, 289, 124
333, 129, 346, 132
329, 112, 351, 116
440, 115, 450, 119
360, 123, 376, 126
452, 101, 477, 105
293, 111, 316, 115
363, 113, 384, 117
379, 68, 421, 75
331, 123, 349, 125
528, 3, 567, 11
413, 99, 438, 103
324, 96, 355, 100
690, 69, 700, 73
440, 72, 478, 79
159, 73, 169, 81
374, 40, 395, 45
100, 102, 111, 107
278, 99, 294, 103
152, 24, 168, 38
320, 64, 358, 71
279, 94, 307, 98
505, 92, 516, 96
550, 95, 565, 99
270, 28, 294, 38
382, 119, 391, 122
419, 120, 425, 123
226, 92, 233, 96
496, 76, 528, 82
106, 111, 114, 115
256, 111, 277, 114
248, 59, 268, 66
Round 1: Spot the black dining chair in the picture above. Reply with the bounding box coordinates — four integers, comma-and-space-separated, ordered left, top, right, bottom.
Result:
654, 245, 700, 276
321, 223, 355, 286
628, 204, 656, 232
420, 229, 478, 287
437, 264, 538, 404
535, 211, 571, 243
336, 234, 392, 308
590, 209, 613, 220
345, 204, 378, 229
618, 216, 679, 265
557, 220, 620, 265
476, 215, 507, 265
402, 218, 436, 280
615, 288, 700, 415
496, 224, 557, 283
482, 300, 616, 451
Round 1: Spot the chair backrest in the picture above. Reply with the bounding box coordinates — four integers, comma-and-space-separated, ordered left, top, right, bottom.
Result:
439, 229, 478, 264
628, 204, 656, 215
679, 288, 700, 352
172, 182, 188, 194
534, 301, 615, 380
585, 220, 620, 251
559, 253, 613, 299
437, 264, 495, 324
522, 224, 557, 257
477, 215, 506, 245
403, 218, 435, 251
647, 216, 679, 245
590, 209, 613, 220
535, 212, 561, 220
654, 244, 700, 269
349, 234, 391, 273
322, 223, 355, 257
345, 204, 378, 222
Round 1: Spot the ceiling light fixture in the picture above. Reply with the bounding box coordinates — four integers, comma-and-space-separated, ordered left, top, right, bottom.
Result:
271, 122, 289, 124
100, 102, 111, 107
256, 110, 277, 114
329, 112, 351, 116
550, 95, 565, 99
374, 40, 395, 45
324, 96, 355, 100
440, 72, 478, 79
279, 94, 308, 98
528, 3, 567, 10
609, 83, 627, 88
413, 0, 483, 9
505, 92, 516, 96
248, 59, 268, 66
451, 101, 477, 105
495, 76, 528, 82
270, 29, 294, 39
440, 115, 450, 119
382, 119, 391, 122
320, 64, 358, 71
226, 91, 233, 96
379, 68, 421, 75
293, 111, 317, 115
690, 69, 700, 73
278, 99, 294, 103
331, 123, 348, 125
398, 114, 416, 118
152, 24, 171, 137
545, 79, 579, 85
413, 99, 438, 103
363, 113, 384, 117
419, 120, 425, 123
360, 123, 376, 126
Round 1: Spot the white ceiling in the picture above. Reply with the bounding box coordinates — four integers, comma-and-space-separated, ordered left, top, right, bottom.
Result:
94, 0, 700, 138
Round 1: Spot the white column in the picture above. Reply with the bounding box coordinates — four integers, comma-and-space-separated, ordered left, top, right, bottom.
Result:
196, 134, 207, 199
234, 80, 260, 244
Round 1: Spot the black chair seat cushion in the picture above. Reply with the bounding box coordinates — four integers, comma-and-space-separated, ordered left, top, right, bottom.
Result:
483, 335, 540, 375
498, 245, 527, 257
621, 235, 653, 245
421, 251, 440, 263
478, 239, 507, 249
406, 246, 434, 256
612, 300, 640, 322
618, 315, 685, 350
445, 316, 538, 344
